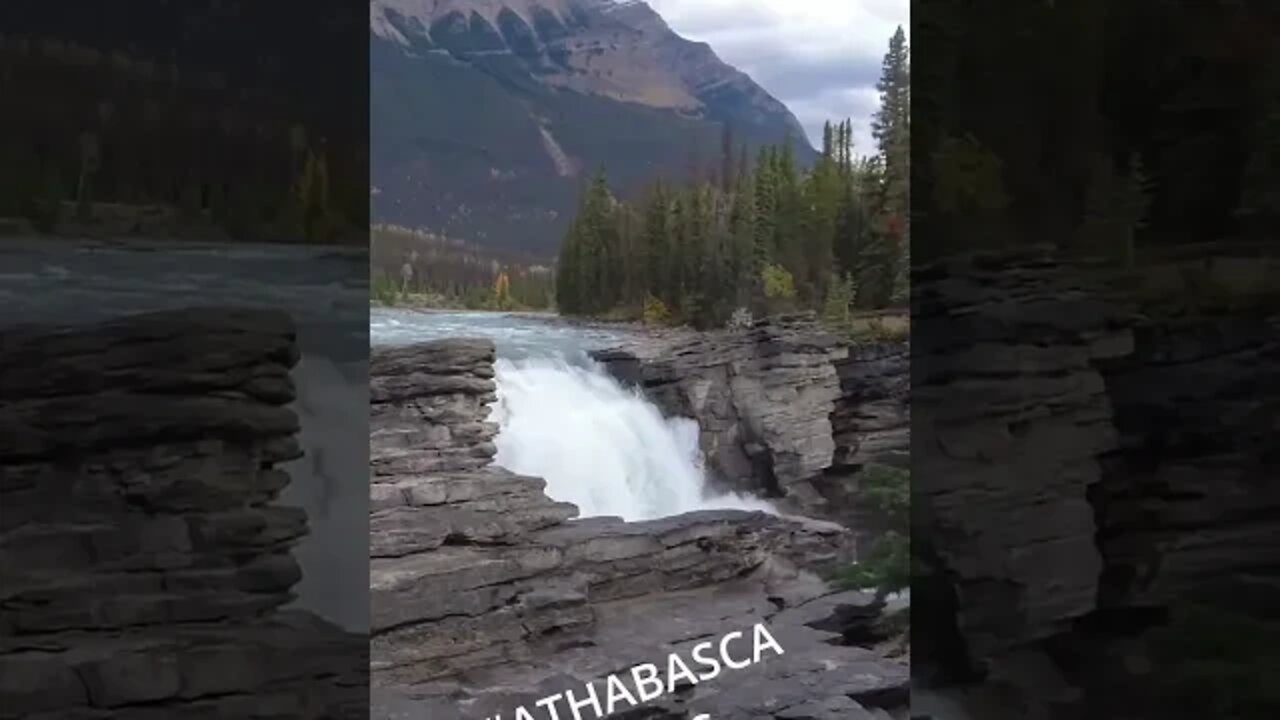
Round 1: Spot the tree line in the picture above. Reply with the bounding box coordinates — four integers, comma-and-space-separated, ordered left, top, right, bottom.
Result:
556, 27, 910, 329
914, 0, 1280, 263
371, 224, 554, 310
0, 33, 366, 242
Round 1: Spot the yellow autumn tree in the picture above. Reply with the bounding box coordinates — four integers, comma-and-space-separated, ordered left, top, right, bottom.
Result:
493, 271, 513, 310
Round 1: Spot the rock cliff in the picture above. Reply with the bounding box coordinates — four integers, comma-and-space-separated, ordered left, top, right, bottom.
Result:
914, 251, 1133, 660
0, 309, 365, 720
912, 247, 1280, 718
369, 338, 909, 720
591, 313, 911, 544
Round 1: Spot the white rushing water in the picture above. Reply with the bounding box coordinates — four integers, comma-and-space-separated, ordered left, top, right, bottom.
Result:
489, 356, 774, 522
372, 309, 775, 522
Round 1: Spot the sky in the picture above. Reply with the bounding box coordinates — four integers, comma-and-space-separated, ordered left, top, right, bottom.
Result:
645, 0, 908, 155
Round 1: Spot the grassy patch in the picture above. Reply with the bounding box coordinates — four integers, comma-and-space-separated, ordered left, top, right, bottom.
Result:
847, 312, 910, 343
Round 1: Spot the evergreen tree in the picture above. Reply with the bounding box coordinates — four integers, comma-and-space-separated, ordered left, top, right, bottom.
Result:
553, 24, 911, 324
871, 26, 910, 305
728, 160, 758, 308
642, 181, 673, 306
754, 146, 778, 268
719, 123, 736, 193
822, 272, 854, 330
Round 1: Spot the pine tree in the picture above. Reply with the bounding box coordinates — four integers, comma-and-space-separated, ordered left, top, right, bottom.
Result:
754, 146, 778, 268
681, 183, 710, 318
822, 272, 854, 330
556, 186, 593, 314
728, 159, 757, 308
568, 168, 616, 315
555, 28, 911, 322
719, 123, 735, 193
871, 26, 911, 304
773, 136, 809, 300
642, 181, 673, 306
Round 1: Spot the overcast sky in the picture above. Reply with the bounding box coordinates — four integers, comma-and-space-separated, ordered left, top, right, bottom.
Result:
646, 0, 908, 155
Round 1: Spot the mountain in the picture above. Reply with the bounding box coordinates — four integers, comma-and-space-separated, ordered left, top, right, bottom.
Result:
370, 0, 817, 259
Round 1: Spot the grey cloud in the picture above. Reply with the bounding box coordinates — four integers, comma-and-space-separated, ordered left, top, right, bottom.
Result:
746, 55, 880, 108
738, 53, 882, 150
648, 0, 903, 154
787, 90, 881, 153
682, 33, 890, 151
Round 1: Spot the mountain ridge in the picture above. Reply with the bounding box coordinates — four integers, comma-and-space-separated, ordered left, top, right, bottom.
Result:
371, 0, 817, 258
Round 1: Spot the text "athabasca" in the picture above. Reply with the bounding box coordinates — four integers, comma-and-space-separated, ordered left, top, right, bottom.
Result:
483, 622, 785, 720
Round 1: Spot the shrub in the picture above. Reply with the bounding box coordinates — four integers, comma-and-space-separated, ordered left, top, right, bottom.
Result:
371, 272, 400, 306
838, 464, 909, 597
642, 293, 673, 325
762, 263, 796, 305
839, 530, 909, 596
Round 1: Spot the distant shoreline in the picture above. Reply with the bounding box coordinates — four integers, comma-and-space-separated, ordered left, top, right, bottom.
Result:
0, 233, 369, 255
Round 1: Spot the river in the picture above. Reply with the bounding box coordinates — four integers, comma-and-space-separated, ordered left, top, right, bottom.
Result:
371, 307, 773, 521
1, 238, 369, 632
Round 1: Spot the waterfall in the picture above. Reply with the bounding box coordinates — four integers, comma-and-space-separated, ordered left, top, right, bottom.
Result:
489, 357, 773, 522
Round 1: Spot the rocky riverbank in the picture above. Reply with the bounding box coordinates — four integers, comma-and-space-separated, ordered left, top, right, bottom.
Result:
0, 309, 365, 719
368, 338, 910, 720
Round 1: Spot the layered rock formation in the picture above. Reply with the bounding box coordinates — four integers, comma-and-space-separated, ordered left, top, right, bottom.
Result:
824, 340, 911, 547
591, 313, 911, 542
369, 338, 909, 720
912, 247, 1280, 718
1094, 306, 1280, 615
0, 309, 365, 720
913, 251, 1133, 669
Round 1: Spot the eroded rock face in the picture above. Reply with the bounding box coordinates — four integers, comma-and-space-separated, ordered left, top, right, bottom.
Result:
0, 308, 365, 720
913, 251, 1133, 666
912, 247, 1280, 718
591, 315, 848, 506
370, 337, 499, 475
831, 342, 910, 472
1093, 307, 1280, 614
824, 341, 911, 545
368, 338, 907, 719
591, 313, 911, 544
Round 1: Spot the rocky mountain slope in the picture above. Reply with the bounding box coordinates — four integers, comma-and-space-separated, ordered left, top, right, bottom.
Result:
370, 0, 817, 258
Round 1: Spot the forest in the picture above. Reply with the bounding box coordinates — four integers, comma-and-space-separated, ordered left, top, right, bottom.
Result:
0, 1, 367, 243
371, 224, 554, 310
914, 0, 1280, 263
372, 25, 909, 328
556, 27, 910, 330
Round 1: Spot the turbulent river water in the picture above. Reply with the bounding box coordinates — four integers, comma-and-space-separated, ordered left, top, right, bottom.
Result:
371, 308, 773, 521
2, 238, 369, 632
